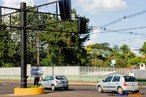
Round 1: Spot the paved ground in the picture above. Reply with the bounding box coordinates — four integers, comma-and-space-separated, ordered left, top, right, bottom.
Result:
0, 81, 146, 97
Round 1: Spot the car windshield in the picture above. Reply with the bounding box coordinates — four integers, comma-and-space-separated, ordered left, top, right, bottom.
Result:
56, 76, 67, 80
124, 76, 137, 82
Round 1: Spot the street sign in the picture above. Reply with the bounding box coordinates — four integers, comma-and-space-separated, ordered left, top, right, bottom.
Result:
111, 59, 116, 67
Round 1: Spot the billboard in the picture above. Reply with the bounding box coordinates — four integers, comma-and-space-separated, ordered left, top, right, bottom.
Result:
31, 66, 43, 77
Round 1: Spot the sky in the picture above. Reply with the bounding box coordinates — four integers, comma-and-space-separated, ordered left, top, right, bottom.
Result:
1, 0, 146, 52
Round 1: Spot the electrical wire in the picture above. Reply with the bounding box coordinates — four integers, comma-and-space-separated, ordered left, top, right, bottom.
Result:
90, 26, 146, 35
103, 26, 146, 33
89, 28, 146, 47
90, 9, 146, 49
109, 37, 146, 43
99, 9, 146, 29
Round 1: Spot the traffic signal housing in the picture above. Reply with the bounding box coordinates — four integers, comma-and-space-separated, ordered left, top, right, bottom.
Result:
78, 17, 88, 34
59, 0, 71, 21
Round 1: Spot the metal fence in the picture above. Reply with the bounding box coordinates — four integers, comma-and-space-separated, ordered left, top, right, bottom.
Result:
0, 66, 146, 82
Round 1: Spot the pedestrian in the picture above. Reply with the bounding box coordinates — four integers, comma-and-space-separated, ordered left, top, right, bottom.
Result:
34, 76, 40, 86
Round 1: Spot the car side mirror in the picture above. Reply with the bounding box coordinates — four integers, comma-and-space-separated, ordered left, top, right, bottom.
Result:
102, 80, 105, 82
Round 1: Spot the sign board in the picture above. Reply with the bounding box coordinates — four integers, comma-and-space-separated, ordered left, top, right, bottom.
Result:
31, 66, 43, 77
111, 59, 116, 67
111, 60, 116, 64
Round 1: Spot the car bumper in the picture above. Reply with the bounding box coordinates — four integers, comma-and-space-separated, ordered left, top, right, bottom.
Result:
56, 84, 69, 88
122, 86, 139, 91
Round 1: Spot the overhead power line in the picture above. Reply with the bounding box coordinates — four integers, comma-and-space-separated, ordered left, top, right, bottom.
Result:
104, 26, 146, 32
90, 26, 146, 34
109, 37, 146, 43
99, 9, 146, 29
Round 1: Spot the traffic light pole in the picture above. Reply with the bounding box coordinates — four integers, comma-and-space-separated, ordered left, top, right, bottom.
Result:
0, 7, 1, 31
0, 0, 82, 88
20, 2, 27, 88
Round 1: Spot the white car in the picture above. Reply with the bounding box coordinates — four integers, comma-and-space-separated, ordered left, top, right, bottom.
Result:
96, 75, 139, 94
40, 75, 69, 91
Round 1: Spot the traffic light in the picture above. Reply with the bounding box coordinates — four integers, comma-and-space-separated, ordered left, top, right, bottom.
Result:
78, 17, 88, 34
59, 0, 71, 21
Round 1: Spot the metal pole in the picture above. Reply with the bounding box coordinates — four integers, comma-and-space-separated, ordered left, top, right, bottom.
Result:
20, 2, 27, 88
37, 32, 40, 66
9, 14, 12, 30
0, 6, 2, 31
36, 7, 40, 66
56, 2, 58, 21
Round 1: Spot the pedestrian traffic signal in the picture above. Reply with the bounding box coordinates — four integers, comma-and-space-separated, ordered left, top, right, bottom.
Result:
59, 0, 71, 21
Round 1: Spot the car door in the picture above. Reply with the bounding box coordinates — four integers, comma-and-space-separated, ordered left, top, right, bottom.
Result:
41, 76, 54, 88
102, 76, 113, 91
111, 76, 121, 91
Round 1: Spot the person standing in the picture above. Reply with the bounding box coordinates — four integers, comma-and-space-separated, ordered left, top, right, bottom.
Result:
34, 76, 40, 86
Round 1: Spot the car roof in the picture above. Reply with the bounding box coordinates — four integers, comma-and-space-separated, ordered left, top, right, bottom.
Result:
107, 74, 133, 77
46, 75, 65, 77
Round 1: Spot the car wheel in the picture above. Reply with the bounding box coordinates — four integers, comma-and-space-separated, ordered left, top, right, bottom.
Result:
133, 90, 139, 93
97, 86, 103, 93
51, 85, 55, 91
117, 87, 123, 94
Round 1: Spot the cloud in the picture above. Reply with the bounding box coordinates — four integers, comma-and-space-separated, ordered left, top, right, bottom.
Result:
76, 0, 128, 14
2, 0, 35, 8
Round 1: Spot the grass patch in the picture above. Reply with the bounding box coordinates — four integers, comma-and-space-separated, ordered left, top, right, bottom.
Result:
27, 85, 41, 88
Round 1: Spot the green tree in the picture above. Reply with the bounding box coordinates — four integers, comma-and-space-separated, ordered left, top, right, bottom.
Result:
36, 9, 91, 66
129, 56, 144, 66
120, 44, 130, 53
0, 21, 19, 67
1, 6, 91, 67
86, 43, 112, 66
139, 42, 146, 58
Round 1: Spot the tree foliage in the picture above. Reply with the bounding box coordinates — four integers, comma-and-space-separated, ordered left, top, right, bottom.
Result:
0, 6, 145, 68
139, 42, 146, 58
86, 43, 144, 68
0, 7, 90, 67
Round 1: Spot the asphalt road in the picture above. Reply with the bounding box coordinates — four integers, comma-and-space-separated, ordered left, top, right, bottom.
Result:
0, 81, 146, 97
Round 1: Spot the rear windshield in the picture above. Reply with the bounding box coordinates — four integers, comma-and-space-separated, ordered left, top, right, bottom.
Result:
124, 76, 137, 82
56, 76, 67, 80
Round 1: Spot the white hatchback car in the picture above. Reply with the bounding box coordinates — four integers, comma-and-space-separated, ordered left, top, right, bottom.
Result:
40, 75, 69, 91
96, 75, 139, 94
